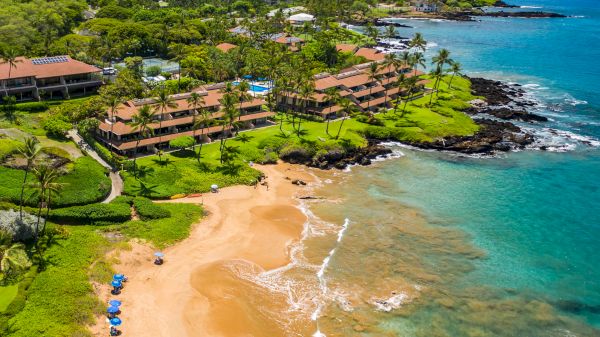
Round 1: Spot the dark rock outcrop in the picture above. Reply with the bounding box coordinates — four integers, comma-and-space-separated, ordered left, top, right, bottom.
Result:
476, 11, 566, 18
480, 108, 548, 122
401, 119, 534, 154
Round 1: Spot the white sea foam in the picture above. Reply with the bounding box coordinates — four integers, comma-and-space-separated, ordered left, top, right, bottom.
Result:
520, 5, 542, 9
372, 293, 410, 312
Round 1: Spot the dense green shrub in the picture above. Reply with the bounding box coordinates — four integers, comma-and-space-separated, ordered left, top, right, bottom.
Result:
132, 197, 170, 220
49, 203, 131, 224
13, 102, 48, 112
169, 136, 195, 150
363, 126, 392, 140
42, 114, 71, 138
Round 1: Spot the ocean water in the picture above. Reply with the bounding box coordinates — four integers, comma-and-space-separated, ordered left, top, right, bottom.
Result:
228, 1, 600, 336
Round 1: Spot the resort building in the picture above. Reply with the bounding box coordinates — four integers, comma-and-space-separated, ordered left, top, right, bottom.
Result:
411, 0, 439, 13
277, 58, 425, 119
0, 56, 102, 101
286, 13, 315, 26
96, 83, 274, 156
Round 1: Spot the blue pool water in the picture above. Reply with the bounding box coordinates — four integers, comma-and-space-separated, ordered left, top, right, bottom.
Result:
232, 81, 271, 92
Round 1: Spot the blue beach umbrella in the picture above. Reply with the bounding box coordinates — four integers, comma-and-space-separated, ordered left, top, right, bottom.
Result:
108, 300, 122, 307
154, 252, 164, 258
107, 306, 119, 314
257, 77, 267, 81
113, 274, 125, 281
109, 317, 122, 326
111, 280, 122, 288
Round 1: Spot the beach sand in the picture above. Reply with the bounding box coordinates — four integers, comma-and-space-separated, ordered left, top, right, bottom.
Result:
91, 163, 317, 337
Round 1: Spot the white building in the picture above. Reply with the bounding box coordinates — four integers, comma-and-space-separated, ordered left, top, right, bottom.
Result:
412, 1, 439, 13
286, 13, 315, 25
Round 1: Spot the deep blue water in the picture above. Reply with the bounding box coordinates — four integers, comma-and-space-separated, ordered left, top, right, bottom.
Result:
349, 0, 600, 332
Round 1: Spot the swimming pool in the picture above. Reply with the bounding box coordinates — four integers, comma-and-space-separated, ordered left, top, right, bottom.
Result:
232, 81, 270, 93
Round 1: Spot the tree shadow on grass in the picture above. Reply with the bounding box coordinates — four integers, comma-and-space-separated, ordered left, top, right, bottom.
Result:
170, 149, 195, 158
215, 163, 243, 176
151, 157, 173, 167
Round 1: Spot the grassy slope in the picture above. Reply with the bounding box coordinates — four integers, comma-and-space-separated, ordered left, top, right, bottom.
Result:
7, 226, 108, 337
0, 285, 18, 312
4, 200, 202, 336
378, 75, 479, 142
0, 156, 111, 207
122, 118, 367, 198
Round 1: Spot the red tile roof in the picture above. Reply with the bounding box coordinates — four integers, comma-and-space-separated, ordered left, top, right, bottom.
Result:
336, 44, 358, 53
215, 43, 238, 53
354, 48, 386, 61
0, 56, 100, 80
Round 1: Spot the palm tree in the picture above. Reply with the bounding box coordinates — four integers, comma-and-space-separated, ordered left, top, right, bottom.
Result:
366, 62, 380, 111
105, 95, 123, 154
402, 76, 419, 116
0, 231, 31, 278
392, 73, 407, 115
412, 52, 426, 77
429, 67, 444, 105
186, 92, 205, 142
364, 23, 379, 46
236, 81, 252, 121
218, 93, 239, 161
432, 49, 453, 73
385, 25, 396, 41
192, 107, 212, 164
29, 165, 61, 243
0, 48, 23, 83
18, 137, 40, 220
409, 33, 427, 52
129, 105, 157, 174
168, 43, 187, 92
298, 80, 315, 137
153, 88, 177, 162
323, 88, 340, 136
382, 54, 400, 111
336, 99, 357, 140
448, 61, 463, 89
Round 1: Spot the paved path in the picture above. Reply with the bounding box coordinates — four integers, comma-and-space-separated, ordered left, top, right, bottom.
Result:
67, 130, 123, 203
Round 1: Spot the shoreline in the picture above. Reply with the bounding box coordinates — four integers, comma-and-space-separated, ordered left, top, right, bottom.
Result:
90, 163, 318, 337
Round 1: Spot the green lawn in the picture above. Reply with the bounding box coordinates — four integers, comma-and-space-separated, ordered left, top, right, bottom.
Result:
0, 285, 18, 312
0, 155, 111, 207
6, 225, 108, 337
114, 203, 203, 248
122, 117, 367, 198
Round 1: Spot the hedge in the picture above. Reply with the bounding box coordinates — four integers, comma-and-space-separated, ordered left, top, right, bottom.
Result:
48, 203, 131, 224
132, 197, 170, 220
12, 102, 49, 112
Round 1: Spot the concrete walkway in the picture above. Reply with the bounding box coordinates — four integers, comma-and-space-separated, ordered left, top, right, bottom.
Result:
67, 130, 123, 203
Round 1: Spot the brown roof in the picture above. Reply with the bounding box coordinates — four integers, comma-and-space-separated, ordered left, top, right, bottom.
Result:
354, 48, 386, 61
112, 112, 275, 150
215, 43, 237, 53
315, 76, 341, 91
336, 44, 358, 53
113, 88, 266, 121
0, 56, 100, 80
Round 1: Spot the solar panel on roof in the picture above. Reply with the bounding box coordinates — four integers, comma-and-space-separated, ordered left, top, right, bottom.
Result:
31, 56, 69, 65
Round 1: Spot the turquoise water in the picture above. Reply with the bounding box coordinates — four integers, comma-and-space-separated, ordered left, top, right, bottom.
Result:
323, 0, 600, 334
232, 81, 270, 92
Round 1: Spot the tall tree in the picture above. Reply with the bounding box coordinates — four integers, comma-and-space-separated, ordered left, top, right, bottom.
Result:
402, 76, 420, 115
29, 165, 61, 243
412, 52, 426, 77
366, 62, 380, 111
153, 88, 177, 162
448, 61, 463, 89
336, 98, 357, 140
104, 95, 123, 154
409, 33, 427, 52
429, 67, 444, 105
385, 25, 396, 41
192, 104, 212, 164
236, 81, 252, 122
17, 137, 40, 220
128, 105, 156, 175
168, 43, 187, 92
186, 92, 205, 139
0, 48, 23, 83
298, 79, 315, 137
218, 93, 239, 162
323, 87, 340, 136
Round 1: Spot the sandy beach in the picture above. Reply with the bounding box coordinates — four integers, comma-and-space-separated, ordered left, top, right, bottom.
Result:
91, 163, 316, 337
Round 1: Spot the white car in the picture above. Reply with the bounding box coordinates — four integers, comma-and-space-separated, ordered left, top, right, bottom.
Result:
102, 67, 117, 75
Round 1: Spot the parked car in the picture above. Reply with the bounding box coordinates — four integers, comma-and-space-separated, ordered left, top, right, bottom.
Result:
102, 67, 117, 75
